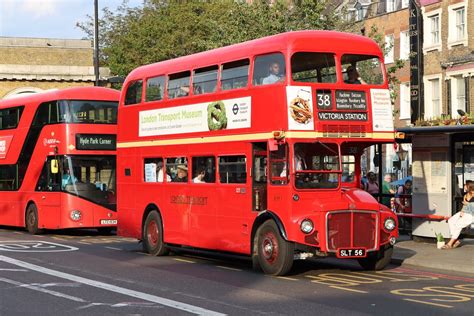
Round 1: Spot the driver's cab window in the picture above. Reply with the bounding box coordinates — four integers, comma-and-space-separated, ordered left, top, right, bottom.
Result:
36, 157, 61, 192
294, 143, 340, 189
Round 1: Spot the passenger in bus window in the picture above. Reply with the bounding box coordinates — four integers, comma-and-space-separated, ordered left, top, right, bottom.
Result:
262, 62, 283, 85
192, 167, 206, 183
173, 165, 188, 182
62, 167, 77, 189
157, 162, 171, 182
344, 65, 366, 84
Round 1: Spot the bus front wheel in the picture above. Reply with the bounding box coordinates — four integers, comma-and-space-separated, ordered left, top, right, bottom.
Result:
142, 210, 169, 256
25, 204, 42, 235
256, 220, 294, 276
358, 245, 393, 270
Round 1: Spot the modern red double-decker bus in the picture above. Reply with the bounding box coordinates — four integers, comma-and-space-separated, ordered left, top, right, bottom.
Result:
0, 87, 119, 234
117, 31, 398, 275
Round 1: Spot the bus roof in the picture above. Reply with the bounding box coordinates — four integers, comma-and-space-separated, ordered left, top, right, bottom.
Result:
0, 86, 120, 109
126, 30, 382, 81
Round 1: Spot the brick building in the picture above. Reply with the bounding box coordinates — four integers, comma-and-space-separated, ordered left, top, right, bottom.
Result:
421, 0, 474, 120
0, 37, 110, 99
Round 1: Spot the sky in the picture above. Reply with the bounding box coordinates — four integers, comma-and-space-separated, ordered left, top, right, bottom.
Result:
0, 0, 144, 39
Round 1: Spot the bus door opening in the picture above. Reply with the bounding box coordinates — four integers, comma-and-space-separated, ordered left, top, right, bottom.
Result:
35, 157, 62, 228
252, 143, 268, 212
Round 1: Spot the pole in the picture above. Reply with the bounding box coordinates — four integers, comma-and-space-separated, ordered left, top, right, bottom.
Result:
94, 0, 100, 86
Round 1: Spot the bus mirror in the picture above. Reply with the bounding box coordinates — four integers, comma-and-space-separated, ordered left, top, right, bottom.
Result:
51, 159, 59, 174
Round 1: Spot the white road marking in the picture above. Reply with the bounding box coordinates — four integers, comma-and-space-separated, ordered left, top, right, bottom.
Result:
0, 255, 226, 316
0, 277, 86, 302
0, 268, 28, 272
105, 247, 122, 251
0, 241, 78, 253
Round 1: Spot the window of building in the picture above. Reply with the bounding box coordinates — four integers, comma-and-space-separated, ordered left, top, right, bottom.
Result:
193, 66, 218, 95
146, 76, 165, 102
0, 106, 24, 130
429, 78, 441, 118
253, 53, 286, 86
291, 52, 336, 83
192, 156, 216, 183
448, 4, 467, 47
399, 31, 410, 60
384, 34, 395, 64
401, 0, 409, 9
450, 76, 467, 115
124, 80, 143, 105
386, 0, 395, 13
218, 155, 246, 184
399, 82, 411, 120
166, 157, 188, 183
168, 71, 191, 99
221, 59, 249, 91
423, 9, 442, 52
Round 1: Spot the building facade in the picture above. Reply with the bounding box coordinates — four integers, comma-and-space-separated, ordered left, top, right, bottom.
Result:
0, 37, 110, 99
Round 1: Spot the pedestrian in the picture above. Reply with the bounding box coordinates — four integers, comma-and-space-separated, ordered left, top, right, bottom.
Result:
442, 182, 474, 249
381, 174, 395, 208
395, 179, 412, 213
363, 171, 379, 196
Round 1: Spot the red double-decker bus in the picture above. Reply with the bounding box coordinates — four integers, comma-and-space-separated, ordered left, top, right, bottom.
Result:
117, 31, 398, 275
0, 87, 119, 234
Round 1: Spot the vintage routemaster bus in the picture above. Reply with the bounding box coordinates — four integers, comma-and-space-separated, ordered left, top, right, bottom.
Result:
117, 31, 398, 275
0, 87, 119, 234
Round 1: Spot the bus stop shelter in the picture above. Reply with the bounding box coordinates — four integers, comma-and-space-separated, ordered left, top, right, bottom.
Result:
396, 125, 474, 239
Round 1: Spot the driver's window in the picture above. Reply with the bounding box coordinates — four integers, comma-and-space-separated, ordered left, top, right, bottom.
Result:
36, 157, 61, 192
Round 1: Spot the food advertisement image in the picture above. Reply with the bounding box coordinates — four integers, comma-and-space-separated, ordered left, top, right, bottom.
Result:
287, 86, 314, 130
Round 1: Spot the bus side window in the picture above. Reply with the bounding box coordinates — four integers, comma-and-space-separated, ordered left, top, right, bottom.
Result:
144, 158, 168, 182
166, 157, 188, 183
253, 53, 286, 86
193, 66, 218, 95
218, 156, 247, 184
145, 76, 165, 102
221, 59, 249, 91
168, 71, 191, 99
192, 156, 216, 183
125, 80, 143, 105
0, 106, 24, 130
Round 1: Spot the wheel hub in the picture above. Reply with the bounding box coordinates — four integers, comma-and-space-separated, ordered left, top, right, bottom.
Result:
147, 220, 159, 246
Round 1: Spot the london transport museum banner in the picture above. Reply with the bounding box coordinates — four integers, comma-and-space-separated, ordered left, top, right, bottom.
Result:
138, 87, 393, 136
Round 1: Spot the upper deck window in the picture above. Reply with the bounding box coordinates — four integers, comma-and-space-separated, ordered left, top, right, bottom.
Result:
253, 53, 286, 86
0, 106, 24, 130
291, 52, 336, 83
193, 66, 218, 95
146, 76, 165, 102
221, 59, 249, 91
168, 71, 191, 99
341, 55, 384, 85
124, 80, 143, 105
66, 101, 118, 124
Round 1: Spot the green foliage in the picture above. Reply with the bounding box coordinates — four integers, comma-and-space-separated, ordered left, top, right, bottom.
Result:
77, 0, 342, 77
435, 232, 444, 242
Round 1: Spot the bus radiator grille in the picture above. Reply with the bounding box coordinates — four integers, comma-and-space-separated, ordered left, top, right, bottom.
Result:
326, 211, 377, 251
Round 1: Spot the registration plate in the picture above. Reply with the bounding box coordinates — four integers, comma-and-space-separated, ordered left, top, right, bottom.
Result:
100, 219, 117, 225
337, 248, 366, 258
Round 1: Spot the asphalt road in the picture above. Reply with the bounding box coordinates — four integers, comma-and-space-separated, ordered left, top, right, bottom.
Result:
0, 227, 472, 316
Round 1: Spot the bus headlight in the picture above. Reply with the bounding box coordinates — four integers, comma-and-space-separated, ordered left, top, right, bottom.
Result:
300, 219, 314, 234
70, 210, 82, 221
384, 217, 396, 231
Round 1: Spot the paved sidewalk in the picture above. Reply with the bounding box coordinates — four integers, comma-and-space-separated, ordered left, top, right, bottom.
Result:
392, 234, 474, 275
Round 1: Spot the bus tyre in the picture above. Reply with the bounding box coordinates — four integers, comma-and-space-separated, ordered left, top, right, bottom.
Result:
256, 220, 294, 276
358, 245, 393, 271
25, 204, 42, 235
142, 211, 169, 256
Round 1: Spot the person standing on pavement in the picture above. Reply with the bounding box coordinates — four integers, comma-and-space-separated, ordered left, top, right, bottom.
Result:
381, 174, 395, 208
363, 171, 379, 196
443, 182, 474, 249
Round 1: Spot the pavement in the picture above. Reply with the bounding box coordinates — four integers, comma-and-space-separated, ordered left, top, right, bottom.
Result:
392, 233, 474, 275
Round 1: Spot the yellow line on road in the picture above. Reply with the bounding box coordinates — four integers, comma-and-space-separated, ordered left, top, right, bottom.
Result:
216, 266, 242, 271
174, 258, 196, 264
330, 286, 368, 293
403, 298, 453, 308
275, 276, 298, 281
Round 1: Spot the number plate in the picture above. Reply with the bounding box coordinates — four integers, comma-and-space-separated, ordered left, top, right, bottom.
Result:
100, 219, 117, 225
336, 248, 366, 258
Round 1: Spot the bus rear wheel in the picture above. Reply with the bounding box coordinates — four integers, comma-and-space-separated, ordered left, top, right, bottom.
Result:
256, 220, 294, 276
358, 245, 393, 270
142, 210, 169, 256
25, 204, 42, 235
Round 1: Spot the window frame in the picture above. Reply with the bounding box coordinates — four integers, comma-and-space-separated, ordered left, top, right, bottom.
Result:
218, 155, 247, 184
145, 75, 166, 102
0, 106, 24, 130
124, 80, 144, 106
290, 52, 338, 84
220, 59, 250, 91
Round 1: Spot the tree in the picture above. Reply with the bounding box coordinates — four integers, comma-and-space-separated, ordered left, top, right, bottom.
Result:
77, 0, 342, 77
